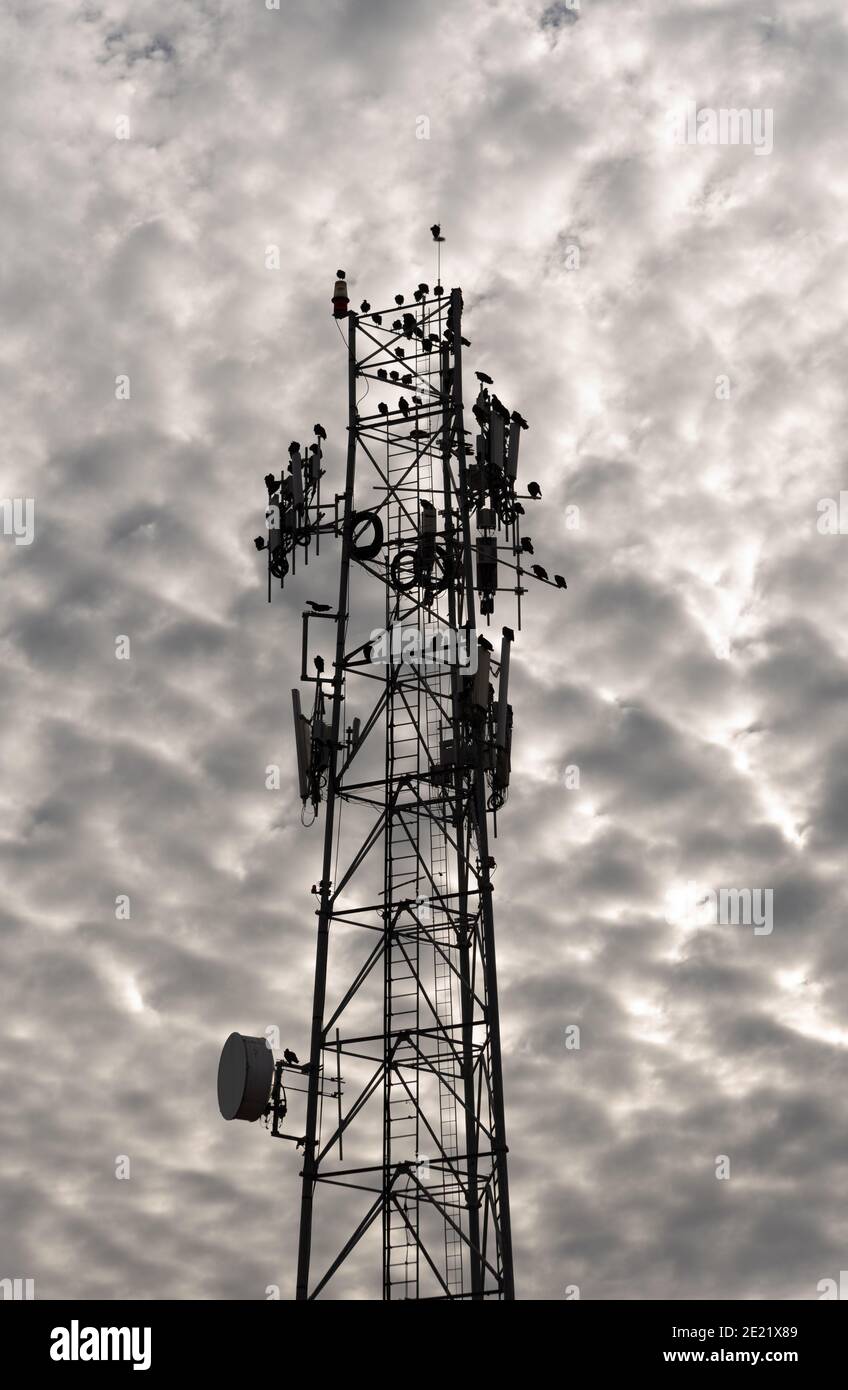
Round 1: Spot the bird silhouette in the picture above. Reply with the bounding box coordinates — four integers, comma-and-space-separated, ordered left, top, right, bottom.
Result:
371, 313, 383, 326
527, 481, 541, 499
394, 293, 404, 305
554, 574, 567, 590
360, 300, 370, 313
531, 564, 548, 581
398, 397, 410, 418
377, 368, 388, 381
520, 537, 534, 555
283, 1048, 299, 1065
306, 601, 331, 612
431, 224, 445, 242
511, 411, 529, 430
378, 402, 389, 416
401, 374, 413, 387
476, 371, 493, 385
313, 423, 326, 440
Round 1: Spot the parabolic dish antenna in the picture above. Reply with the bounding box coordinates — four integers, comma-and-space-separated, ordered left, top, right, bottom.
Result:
217, 1032, 274, 1122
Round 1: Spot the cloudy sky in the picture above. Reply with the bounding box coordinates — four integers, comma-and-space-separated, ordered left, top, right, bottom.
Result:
2, 0, 848, 1301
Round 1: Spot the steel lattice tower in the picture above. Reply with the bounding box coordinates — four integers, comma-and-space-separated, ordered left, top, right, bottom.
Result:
218, 257, 566, 1300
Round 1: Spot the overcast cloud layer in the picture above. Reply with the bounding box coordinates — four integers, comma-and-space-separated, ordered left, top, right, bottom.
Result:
2, 0, 848, 1300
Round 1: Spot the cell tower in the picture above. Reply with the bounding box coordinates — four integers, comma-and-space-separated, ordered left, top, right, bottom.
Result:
218, 232, 566, 1300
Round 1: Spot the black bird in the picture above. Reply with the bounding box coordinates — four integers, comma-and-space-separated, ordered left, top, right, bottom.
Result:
389, 370, 399, 382
392, 319, 402, 331
418, 282, 429, 295
475, 371, 493, 385
434, 283, 443, 296
511, 410, 529, 430
371, 312, 383, 326
396, 347, 405, 359
398, 397, 410, 418
283, 1048, 300, 1066
360, 300, 370, 313
520, 537, 534, 555
264, 473, 280, 494
314, 654, 325, 673
401, 374, 413, 387
431, 224, 445, 242
313, 423, 327, 440
554, 574, 567, 590
377, 368, 388, 380
394, 293, 404, 305
531, 564, 548, 582
412, 395, 423, 406
253, 536, 266, 551
528, 481, 542, 499
378, 402, 389, 416
306, 601, 331, 612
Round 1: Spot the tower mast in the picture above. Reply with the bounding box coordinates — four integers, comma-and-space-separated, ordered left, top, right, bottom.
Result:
219, 251, 566, 1300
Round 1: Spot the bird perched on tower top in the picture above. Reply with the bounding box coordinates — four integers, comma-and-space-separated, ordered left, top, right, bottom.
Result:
430, 224, 445, 242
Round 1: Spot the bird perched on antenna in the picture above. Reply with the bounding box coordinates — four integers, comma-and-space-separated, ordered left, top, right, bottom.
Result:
430, 224, 445, 242
394, 293, 404, 305
527, 481, 542, 499
531, 564, 548, 582
476, 371, 493, 385
378, 402, 389, 416
314, 423, 326, 440
360, 300, 370, 313
283, 1048, 300, 1066
306, 601, 332, 613
398, 397, 410, 418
